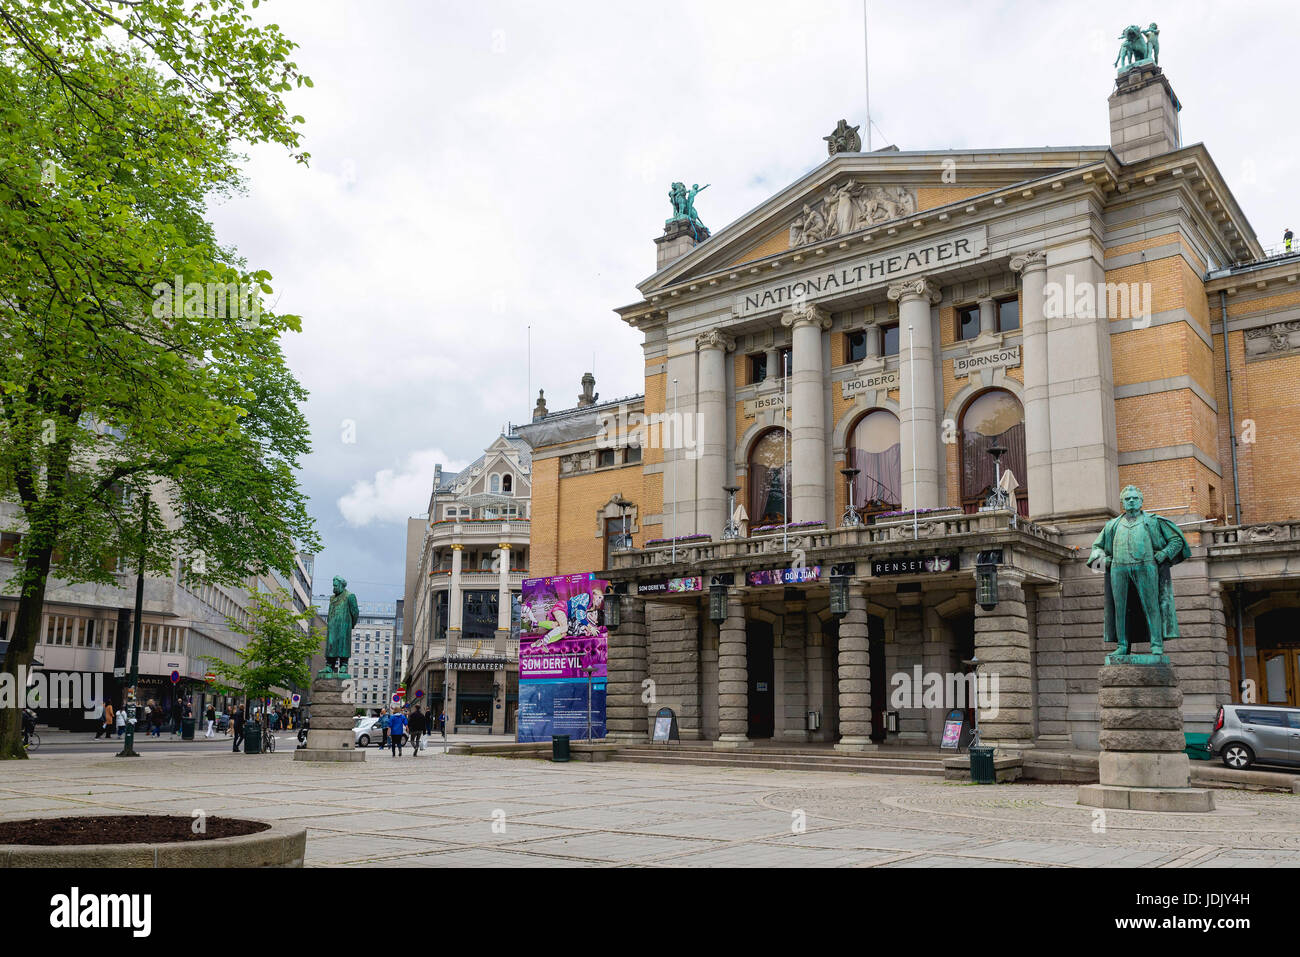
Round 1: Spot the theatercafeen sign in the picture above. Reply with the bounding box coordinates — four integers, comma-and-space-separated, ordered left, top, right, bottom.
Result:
736, 227, 988, 318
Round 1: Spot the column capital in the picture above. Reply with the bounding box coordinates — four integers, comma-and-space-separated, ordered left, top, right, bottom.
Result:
1010, 250, 1047, 275
497, 543, 511, 550
780, 303, 832, 330
886, 277, 940, 305
695, 329, 735, 352
450, 543, 463, 551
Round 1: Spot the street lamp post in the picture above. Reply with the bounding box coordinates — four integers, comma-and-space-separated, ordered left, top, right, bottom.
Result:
116, 491, 148, 758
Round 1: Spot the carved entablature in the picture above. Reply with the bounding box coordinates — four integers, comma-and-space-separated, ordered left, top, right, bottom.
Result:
1244, 320, 1300, 362
560, 451, 596, 475
789, 181, 917, 248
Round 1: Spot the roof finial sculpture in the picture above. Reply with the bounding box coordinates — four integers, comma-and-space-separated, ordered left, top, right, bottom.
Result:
1115, 23, 1159, 73
824, 119, 862, 155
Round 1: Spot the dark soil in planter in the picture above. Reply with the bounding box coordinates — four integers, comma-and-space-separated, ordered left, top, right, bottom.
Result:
0, 815, 271, 845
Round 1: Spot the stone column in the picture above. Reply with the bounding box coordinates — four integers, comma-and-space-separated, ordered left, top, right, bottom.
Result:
606, 596, 648, 742
977, 297, 997, 336
1012, 251, 1053, 517
888, 279, 941, 510
973, 572, 1034, 752
715, 589, 751, 748
491, 668, 506, 734
781, 606, 808, 742
494, 543, 511, 653
448, 544, 464, 637
835, 589, 875, 751
696, 331, 734, 539
865, 322, 882, 358
765, 345, 781, 381
780, 304, 831, 524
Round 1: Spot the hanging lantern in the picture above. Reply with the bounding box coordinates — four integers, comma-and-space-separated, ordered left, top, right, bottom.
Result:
975, 551, 1000, 611
605, 593, 621, 630
708, 583, 729, 623
830, 575, 850, 618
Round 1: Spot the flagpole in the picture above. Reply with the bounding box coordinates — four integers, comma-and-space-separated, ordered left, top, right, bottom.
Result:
672, 377, 678, 564
863, 0, 872, 151
783, 350, 790, 553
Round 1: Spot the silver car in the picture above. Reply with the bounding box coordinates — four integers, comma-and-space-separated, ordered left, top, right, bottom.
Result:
1209, 704, 1300, 771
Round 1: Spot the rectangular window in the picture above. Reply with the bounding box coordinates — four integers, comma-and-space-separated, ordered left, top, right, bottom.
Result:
625, 445, 642, 464
845, 330, 867, 363
997, 296, 1019, 332
597, 448, 616, 468
881, 323, 900, 357
957, 305, 981, 341
748, 353, 768, 384
0, 532, 20, 560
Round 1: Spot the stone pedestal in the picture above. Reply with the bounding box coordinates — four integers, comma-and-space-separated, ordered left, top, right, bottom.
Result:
293, 676, 366, 763
1077, 660, 1212, 811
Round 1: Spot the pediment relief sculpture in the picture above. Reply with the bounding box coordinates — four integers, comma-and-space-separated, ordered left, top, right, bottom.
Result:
789, 182, 917, 248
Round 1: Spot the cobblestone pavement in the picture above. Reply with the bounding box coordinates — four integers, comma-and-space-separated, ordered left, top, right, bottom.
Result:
2, 749, 1297, 867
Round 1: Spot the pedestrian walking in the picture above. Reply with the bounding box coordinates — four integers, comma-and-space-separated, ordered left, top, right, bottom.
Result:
408, 705, 426, 756
205, 704, 215, 738
232, 706, 246, 753
170, 698, 183, 737
388, 708, 407, 757
94, 700, 114, 739
379, 709, 391, 749
439, 710, 448, 741
115, 706, 126, 737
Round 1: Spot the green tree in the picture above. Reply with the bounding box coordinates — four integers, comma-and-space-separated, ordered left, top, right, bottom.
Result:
0, 2, 318, 758
202, 588, 319, 716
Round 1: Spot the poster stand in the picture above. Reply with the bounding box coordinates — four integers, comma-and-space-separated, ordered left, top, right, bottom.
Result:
651, 707, 679, 745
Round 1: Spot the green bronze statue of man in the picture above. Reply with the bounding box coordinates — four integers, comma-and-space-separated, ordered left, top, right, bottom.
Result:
1087, 485, 1190, 656
324, 575, 360, 675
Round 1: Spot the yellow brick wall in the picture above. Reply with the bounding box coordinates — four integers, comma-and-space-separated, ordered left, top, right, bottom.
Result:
1219, 336, 1300, 522
1103, 231, 1207, 274
529, 457, 560, 576
728, 225, 791, 267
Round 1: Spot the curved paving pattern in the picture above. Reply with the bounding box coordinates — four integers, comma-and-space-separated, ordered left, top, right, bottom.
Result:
1, 750, 1296, 867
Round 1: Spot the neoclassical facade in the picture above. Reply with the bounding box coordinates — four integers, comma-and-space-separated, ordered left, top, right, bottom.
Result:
405, 435, 530, 733
570, 64, 1300, 751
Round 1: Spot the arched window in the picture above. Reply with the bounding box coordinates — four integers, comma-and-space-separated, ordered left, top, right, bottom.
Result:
490, 474, 500, 494
849, 409, 902, 515
748, 428, 791, 526
960, 389, 1027, 515
502, 474, 513, 495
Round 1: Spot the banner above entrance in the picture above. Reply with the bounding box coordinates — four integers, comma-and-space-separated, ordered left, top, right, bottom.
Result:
736, 227, 988, 319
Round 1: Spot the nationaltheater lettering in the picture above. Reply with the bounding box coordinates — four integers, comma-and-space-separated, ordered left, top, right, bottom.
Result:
738, 229, 986, 317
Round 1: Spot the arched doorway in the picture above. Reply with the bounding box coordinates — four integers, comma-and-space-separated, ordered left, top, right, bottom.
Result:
748, 427, 791, 527
849, 409, 902, 519
960, 388, 1028, 516
746, 620, 774, 739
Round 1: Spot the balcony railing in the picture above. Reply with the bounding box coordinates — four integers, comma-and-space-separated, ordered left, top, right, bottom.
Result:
608, 509, 1061, 571
1207, 520, 1300, 548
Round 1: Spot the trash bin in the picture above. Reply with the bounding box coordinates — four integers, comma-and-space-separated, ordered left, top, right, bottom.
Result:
1184, 732, 1212, 761
244, 722, 262, 755
551, 734, 570, 763
969, 745, 996, 784
181, 717, 196, 741
806, 711, 821, 732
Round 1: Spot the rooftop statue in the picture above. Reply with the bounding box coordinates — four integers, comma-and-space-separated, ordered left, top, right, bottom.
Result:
824, 119, 862, 155
1115, 23, 1159, 73
1086, 485, 1190, 659
667, 181, 710, 239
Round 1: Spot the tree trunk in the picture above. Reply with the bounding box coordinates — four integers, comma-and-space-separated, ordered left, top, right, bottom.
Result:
0, 544, 53, 759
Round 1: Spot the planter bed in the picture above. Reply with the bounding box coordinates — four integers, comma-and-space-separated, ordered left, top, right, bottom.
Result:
0, 815, 305, 868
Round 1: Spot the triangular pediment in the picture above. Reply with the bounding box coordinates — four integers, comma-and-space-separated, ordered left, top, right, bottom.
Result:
640, 147, 1110, 293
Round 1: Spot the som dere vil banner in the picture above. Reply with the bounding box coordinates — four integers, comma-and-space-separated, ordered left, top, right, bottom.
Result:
517, 573, 608, 743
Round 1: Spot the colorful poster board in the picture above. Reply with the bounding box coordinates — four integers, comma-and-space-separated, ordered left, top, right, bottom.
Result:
517, 573, 609, 743
940, 709, 967, 750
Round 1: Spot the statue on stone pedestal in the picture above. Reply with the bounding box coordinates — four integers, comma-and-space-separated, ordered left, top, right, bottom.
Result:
324, 576, 359, 675
1114, 23, 1158, 72
666, 181, 710, 238
1086, 485, 1190, 657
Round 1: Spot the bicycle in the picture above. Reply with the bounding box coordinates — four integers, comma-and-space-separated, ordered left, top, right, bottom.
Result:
263, 727, 276, 753
22, 731, 40, 752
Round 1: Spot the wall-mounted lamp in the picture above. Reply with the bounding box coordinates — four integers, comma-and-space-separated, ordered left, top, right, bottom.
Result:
708, 582, 729, 623
975, 551, 1001, 611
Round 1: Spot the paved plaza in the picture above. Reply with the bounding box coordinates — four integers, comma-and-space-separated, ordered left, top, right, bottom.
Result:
3, 748, 1298, 867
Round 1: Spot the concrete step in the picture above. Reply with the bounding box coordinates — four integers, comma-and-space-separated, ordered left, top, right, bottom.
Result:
608, 749, 944, 776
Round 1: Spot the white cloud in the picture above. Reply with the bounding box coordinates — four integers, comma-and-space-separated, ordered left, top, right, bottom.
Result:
337, 449, 470, 528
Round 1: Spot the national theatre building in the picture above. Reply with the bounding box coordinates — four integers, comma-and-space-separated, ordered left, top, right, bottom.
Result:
518, 61, 1300, 753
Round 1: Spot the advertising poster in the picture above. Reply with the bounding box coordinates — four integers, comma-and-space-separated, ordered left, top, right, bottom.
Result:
516, 572, 609, 743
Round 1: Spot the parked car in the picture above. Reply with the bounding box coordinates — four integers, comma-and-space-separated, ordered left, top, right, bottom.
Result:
1209, 704, 1300, 771
354, 716, 381, 747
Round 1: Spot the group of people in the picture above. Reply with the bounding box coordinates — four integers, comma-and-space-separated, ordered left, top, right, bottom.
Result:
93, 697, 191, 738
372, 704, 447, 757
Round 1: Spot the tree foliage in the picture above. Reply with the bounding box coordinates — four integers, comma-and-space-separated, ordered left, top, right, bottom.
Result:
0, 1, 317, 758
202, 588, 318, 706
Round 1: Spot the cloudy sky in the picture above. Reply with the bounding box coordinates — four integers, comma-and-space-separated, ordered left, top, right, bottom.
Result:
207, 0, 1299, 603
